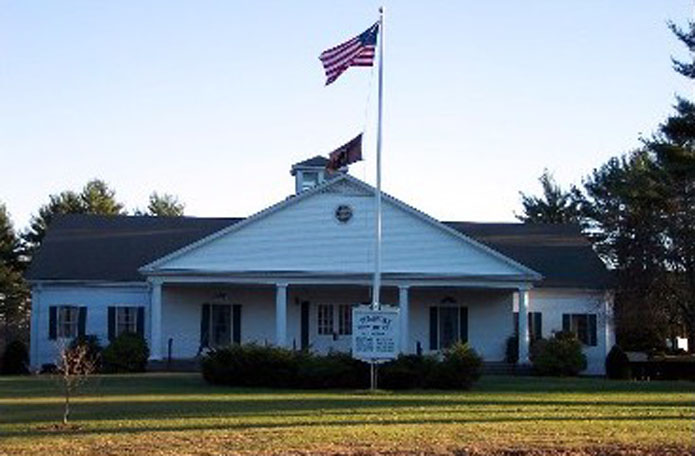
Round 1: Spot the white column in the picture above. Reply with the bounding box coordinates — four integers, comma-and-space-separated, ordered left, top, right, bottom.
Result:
149, 279, 163, 360
399, 285, 410, 354
29, 284, 42, 370
518, 287, 530, 365
275, 283, 288, 347
604, 291, 615, 353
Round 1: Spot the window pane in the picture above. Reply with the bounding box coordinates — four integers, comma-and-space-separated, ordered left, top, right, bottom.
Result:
116, 306, 138, 336
58, 306, 78, 338
338, 305, 352, 335
318, 305, 333, 335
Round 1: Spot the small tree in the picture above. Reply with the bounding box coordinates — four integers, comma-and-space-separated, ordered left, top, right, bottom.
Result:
55, 340, 97, 425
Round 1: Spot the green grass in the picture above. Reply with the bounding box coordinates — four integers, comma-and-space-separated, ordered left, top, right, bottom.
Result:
0, 373, 693, 455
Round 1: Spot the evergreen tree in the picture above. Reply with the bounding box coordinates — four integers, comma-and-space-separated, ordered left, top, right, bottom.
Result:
23, 179, 125, 255
516, 169, 583, 224
0, 203, 30, 346
144, 192, 185, 217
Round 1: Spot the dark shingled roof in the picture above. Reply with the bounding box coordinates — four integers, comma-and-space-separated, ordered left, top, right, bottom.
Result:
27, 215, 611, 289
444, 222, 612, 289
291, 156, 329, 169
26, 215, 241, 282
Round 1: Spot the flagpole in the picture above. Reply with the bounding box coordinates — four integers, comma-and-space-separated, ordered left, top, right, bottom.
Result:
371, 7, 384, 311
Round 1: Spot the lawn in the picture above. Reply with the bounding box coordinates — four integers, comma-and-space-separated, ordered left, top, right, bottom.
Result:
0, 374, 693, 456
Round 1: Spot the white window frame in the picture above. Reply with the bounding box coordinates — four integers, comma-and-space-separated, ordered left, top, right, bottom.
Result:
317, 304, 353, 336
57, 305, 79, 339
317, 304, 334, 335
337, 304, 352, 335
115, 306, 139, 337
567, 313, 597, 346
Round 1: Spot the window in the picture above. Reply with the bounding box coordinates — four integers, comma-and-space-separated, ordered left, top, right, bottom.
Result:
301, 172, 319, 191
337, 304, 352, 335
563, 313, 597, 346
57, 306, 79, 338
514, 312, 543, 341
317, 304, 334, 335
115, 307, 139, 336
210, 305, 232, 348
317, 304, 352, 336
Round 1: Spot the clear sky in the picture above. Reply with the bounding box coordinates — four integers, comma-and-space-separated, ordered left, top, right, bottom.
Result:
1, 1, 693, 230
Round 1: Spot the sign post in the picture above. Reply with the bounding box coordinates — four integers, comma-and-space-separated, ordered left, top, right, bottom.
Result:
352, 304, 399, 390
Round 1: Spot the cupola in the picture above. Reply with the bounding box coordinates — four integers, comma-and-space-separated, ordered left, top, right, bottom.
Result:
290, 156, 344, 194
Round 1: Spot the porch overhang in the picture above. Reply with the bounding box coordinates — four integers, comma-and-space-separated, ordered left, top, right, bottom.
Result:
139, 269, 542, 289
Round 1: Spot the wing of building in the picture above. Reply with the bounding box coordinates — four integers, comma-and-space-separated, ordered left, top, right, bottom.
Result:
26, 157, 614, 375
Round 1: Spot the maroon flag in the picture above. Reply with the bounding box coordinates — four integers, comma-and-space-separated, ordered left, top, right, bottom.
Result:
326, 134, 363, 172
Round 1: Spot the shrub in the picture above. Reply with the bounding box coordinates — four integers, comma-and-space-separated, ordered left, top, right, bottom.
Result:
202, 343, 483, 390
1, 340, 29, 375
605, 344, 631, 379
102, 332, 150, 373
505, 335, 519, 364
427, 342, 483, 389
297, 352, 369, 389
202, 344, 300, 387
69, 335, 103, 371
532, 331, 587, 376
380, 354, 439, 389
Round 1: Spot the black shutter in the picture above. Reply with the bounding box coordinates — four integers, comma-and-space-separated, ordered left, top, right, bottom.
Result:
232, 305, 241, 344
108, 307, 116, 341
200, 304, 210, 348
136, 307, 145, 337
588, 314, 597, 346
459, 307, 468, 343
78, 307, 87, 337
562, 314, 570, 333
49, 306, 57, 340
429, 307, 438, 350
300, 301, 309, 350
513, 312, 519, 337
534, 312, 542, 340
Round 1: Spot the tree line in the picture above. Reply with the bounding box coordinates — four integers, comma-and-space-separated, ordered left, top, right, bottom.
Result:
0, 181, 184, 347
517, 21, 695, 353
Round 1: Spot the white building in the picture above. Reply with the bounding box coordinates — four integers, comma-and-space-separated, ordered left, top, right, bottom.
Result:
27, 157, 614, 375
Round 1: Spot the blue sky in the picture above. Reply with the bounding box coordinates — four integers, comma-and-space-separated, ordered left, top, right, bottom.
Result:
1, 1, 693, 229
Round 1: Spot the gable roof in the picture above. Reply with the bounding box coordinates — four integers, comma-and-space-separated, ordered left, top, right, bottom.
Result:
26, 177, 611, 289
25, 215, 241, 282
26, 214, 609, 288
139, 175, 541, 279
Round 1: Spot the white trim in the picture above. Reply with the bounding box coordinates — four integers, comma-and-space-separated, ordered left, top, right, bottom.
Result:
138, 174, 543, 281
130, 273, 535, 289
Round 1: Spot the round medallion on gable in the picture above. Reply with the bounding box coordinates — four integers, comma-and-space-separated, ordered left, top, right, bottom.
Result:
335, 205, 353, 223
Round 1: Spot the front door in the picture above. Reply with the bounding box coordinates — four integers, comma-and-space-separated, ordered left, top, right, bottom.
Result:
439, 307, 460, 349
211, 304, 232, 348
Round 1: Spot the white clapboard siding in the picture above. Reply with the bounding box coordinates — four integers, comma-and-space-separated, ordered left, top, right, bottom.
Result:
156, 181, 525, 276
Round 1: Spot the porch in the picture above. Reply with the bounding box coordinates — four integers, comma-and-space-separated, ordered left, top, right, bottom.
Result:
148, 279, 536, 365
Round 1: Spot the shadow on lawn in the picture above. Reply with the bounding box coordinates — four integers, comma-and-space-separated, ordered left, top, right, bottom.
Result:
2, 395, 693, 427
3, 412, 693, 439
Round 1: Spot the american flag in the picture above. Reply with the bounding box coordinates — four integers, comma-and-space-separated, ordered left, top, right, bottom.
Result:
319, 22, 379, 86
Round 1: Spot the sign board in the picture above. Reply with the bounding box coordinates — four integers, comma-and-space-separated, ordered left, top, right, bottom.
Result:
352, 305, 399, 361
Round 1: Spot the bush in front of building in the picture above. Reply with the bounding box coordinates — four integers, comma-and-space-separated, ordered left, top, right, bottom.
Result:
379, 354, 440, 389
296, 351, 369, 389
202, 345, 369, 388
1, 340, 30, 375
69, 335, 103, 372
605, 344, 631, 379
102, 332, 150, 373
427, 342, 483, 389
531, 331, 587, 376
202, 343, 483, 390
